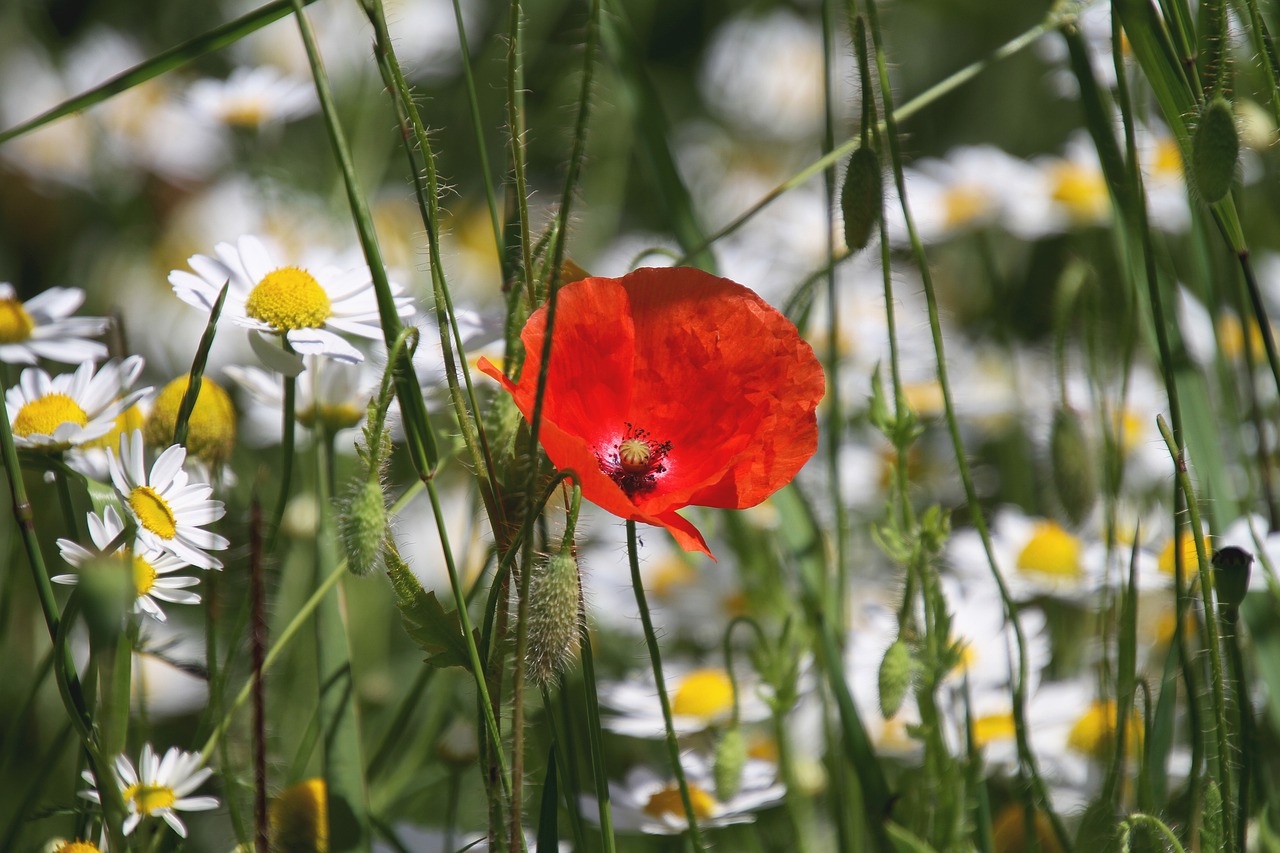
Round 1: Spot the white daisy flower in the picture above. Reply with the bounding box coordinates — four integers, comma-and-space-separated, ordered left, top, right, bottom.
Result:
0, 284, 109, 365
187, 65, 317, 129
225, 355, 375, 447
108, 430, 229, 570
168, 234, 414, 365
80, 743, 218, 838
53, 506, 201, 622
6, 356, 149, 451
598, 660, 773, 739
596, 752, 785, 835
947, 507, 1110, 602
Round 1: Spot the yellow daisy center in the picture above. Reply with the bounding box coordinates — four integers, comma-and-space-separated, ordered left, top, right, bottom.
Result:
1108, 408, 1145, 455
903, 380, 944, 417
1049, 162, 1109, 221
942, 185, 990, 229
124, 782, 177, 816
130, 486, 177, 540
671, 668, 735, 719
1016, 521, 1082, 578
1158, 531, 1210, 575
55, 842, 103, 853
12, 393, 89, 438
1066, 700, 1141, 759
144, 377, 237, 465
82, 403, 145, 450
221, 98, 271, 128
643, 783, 718, 820
244, 267, 332, 331
1217, 313, 1267, 363
992, 804, 1064, 853
649, 557, 695, 599
747, 735, 779, 763
270, 778, 329, 853
0, 297, 35, 343
1152, 137, 1183, 179
971, 712, 1016, 748
298, 401, 363, 432
132, 552, 158, 596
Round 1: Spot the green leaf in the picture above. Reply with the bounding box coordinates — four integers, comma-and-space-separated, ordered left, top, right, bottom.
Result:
1202, 778, 1224, 852
538, 748, 560, 853
385, 546, 475, 669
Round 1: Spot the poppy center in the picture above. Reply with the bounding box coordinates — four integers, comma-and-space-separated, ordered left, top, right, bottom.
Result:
13, 394, 89, 438
244, 267, 332, 331
0, 297, 34, 343
597, 424, 671, 499
130, 486, 177, 540
643, 783, 718, 820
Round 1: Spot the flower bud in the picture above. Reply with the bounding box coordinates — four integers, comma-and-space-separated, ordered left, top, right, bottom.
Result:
269, 778, 328, 853
526, 542, 582, 684
144, 376, 237, 466
1051, 407, 1097, 525
841, 146, 883, 252
79, 555, 132, 647
339, 477, 389, 577
713, 726, 747, 801
1192, 97, 1239, 204
878, 638, 913, 718
1212, 545, 1253, 623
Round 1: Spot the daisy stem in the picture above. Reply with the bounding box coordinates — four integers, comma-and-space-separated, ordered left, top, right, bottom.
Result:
264, 362, 297, 555
1156, 414, 1236, 853
626, 520, 707, 853
858, 0, 1071, 847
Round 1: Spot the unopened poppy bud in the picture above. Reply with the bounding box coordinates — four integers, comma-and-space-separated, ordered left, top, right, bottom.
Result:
526, 542, 582, 684
1192, 97, 1239, 204
878, 638, 913, 718
144, 376, 237, 466
79, 555, 132, 646
339, 477, 389, 577
841, 146, 883, 252
1211, 545, 1253, 622
713, 725, 747, 801
269, 777, 328, 853
1051, 407, 1097, 525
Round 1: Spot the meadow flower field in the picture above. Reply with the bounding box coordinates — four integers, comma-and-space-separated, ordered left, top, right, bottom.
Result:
2, 0, 1279, 850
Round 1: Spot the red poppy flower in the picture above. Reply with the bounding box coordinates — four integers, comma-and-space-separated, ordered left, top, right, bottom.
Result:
478, 267, 825, 557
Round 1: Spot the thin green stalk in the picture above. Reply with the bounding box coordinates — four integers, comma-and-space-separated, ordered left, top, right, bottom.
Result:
541, 683, 589, 853
288, 0, 437, 480
313, 434, 373, 853
0, 0, 323, 146
577, 588, 618, 853
506, 0, 535, 303
362, 0, 503, 533
859, 0, 1070, 847
627, 520, 706, 852
1226, 626, 1252, 852
1156, 415, 1235, 853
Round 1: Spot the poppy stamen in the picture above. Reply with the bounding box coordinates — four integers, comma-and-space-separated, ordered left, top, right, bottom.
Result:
598, 423, 671, 498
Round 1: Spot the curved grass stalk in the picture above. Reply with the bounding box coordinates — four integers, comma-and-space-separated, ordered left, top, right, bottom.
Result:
674, 11, 1063, 267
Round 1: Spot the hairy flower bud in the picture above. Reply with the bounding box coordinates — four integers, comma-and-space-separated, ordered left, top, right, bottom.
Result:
878, 638, 913, 719
1192, 97, 1239, 204
1051, 407, 1097, 525
339, 477, 389, 577
841, 146, 884, 252
713, 726, 747, 801
526, 542, 582, 685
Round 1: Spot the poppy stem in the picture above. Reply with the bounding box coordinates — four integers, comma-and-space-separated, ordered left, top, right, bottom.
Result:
626, 520, 708, 852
